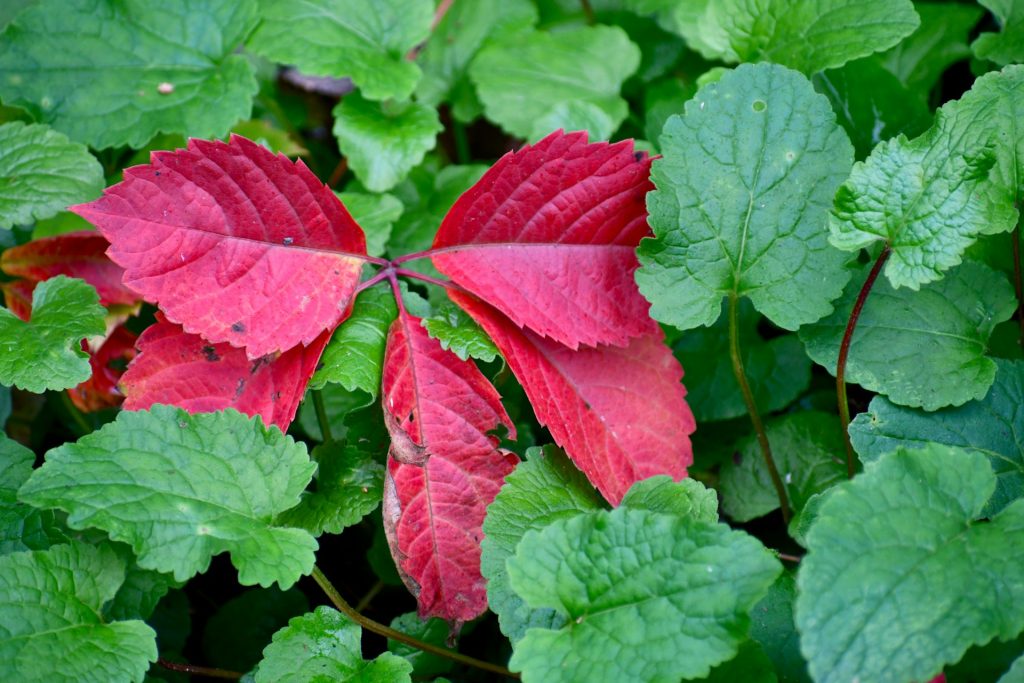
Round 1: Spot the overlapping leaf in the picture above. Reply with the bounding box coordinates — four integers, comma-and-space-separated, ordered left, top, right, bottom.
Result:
310, 286, 397, 396
67, 324, 137, 413
880, 2, 984, 94
973, 0, 1024, 66
0, 434, 66, 555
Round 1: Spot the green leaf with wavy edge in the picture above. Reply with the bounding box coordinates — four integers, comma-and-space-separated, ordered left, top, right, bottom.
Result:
800, 259, 1015, 410
19, 405, 317, 588
311, 285, 397, 396
0, 0, 258, 149
619, 475, 719, 521
387, 612, 455, 679
750, 573, 811, 683
637, 63, 854, 332
422, 300, 498, 363
973, 0, 1024, 66
0, 276, 105, 393
0, 433, 67, 555
507, 507, 782, 682
796, 445, 1024, 683
336, 191, 402, 258
880, 2, 985, 94
0, 541, 157, 683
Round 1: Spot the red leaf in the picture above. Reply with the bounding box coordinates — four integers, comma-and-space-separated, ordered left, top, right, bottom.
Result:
1, 279, 35, 321
71, 135, 368, 359
67, 324, 137, 412
451, 291, 695, 505
430, 130, 654, 349
0, 231, 138, 306
120, 315, 327, 430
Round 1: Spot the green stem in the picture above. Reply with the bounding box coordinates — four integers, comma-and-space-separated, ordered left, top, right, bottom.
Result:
157, 659, 241, 680
310, 566, 519, 679
1013, 223, 1023, 346
59, 392, 92, 436
312, 389, 334, 443
728, 292, 790, 524
452, 119, 470, 165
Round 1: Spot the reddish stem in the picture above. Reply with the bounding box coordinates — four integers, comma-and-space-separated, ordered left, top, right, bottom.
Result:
327, 157, 348, 189
355, 269, 391, 295
386, 268, 408, 318
391, 247, 439, 266
157, 659, 241, 680
394, 268, 462, 292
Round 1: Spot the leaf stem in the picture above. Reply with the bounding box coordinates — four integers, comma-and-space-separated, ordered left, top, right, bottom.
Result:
391, 248, 439, 266
836, 245, 891, 478
386, 268, 408, 318
1013, 224, 1023, 346
452, 119, 471, 165
157, 659, 241, 680
312, 389, 334, 444
59, 392, 93, 436
394, 268, 464, 293
580, 0, 596, 24
727, 292, 790, 524
310, 566, 519, 679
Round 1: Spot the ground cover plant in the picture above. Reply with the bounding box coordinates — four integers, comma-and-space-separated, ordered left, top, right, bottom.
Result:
0, 1, 1023, 682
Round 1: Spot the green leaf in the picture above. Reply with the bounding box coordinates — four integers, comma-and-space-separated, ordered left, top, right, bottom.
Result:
705, 640, 778, 683
480, 445, 604, 643
0, 541, 157, 683
0, 433, 66, 554
750, 573, 811, 683
254, 606, 412, 683
720, 412, 847, 522
337, 191, 403, 258
297, 386, 372, 443
637, 63, 854, 332
1001, 654, 1024, 683
104, 548, 178, 622
203, 587, 308, 673
796, 444, 1024, 683
880, 2, 985, 94
333, 94, 442, 193
231, 119, 307, 157
0, 0, 258, 149
507, 507, 782, 682
0, 122, 103, 229
620, 475, 719, 521
387, 613, 454, 678
0, 275, 106, 393
644, 77, 697, 147
672, 298, 811, 421
0, 386, 10, 426
799, 259, 1016, 410
849, 358, 1024, 516
19, 406, 317, 588
469, 26, 640, 140
422, 300, 499, 363
248, 0, 433, 102
973, 0, 1024, 66
946, 633, 1024, 683
311, 285, 397, 395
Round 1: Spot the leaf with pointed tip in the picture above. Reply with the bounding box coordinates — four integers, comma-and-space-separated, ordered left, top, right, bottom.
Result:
422, 301, 498, 363
19, 406, 317, 588
336, 191, 403, 258
973, 0, 1024, 66
637, 63, 855, 333
881, 3, 984, 94
432, 131, 654, 349
452, 292, 694, 505
72, 135, 368, 359
1, 433, 67, 555
121, 316, 328, 431
311, 286, 397, 396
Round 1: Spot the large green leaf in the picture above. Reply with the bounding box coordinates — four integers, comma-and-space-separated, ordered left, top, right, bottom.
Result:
796, 445, 1024, 683
0, 122, 102, 229
880, 2, 985, 94
310, 285, 397, 395
0, 276, 106, 393
849, 359, 1024, 516
507, 507, 782, 682
799, 260, 1015, 410
637, 63, 854, 332
0, 0, 258, 149
973, 0, 1024, 66
0, 542, 157, 683
0, 433, 66, 554
19, 406, 317, 588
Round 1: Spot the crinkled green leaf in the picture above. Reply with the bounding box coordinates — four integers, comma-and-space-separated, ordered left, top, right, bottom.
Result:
637, 63, 854, 332
796, 445, 1024, 683
481, 445, 604, 643
337, 191, 403, 258
973, 0, 1024, 66
620, 475, 719, 521
203, 587, 308, 673
881, 2, 985, 94
0, 541, 157, 683
0, 275, 105, 392
333, 94, 442, 193
673, 298, 811, 421
469, 26, 640, 140
248, 0, 432, 102
0, 122, 102, 229
387, 613, 454, 678
0, 433, 66, 554
311, 286, 397, 395
104, 546, 178, 623
0, 0, 258, 149
422, 300, 499, 363
254, 606, 412, 683
507, 507, 782, 682
720, 412, 847, 522
849, 358, 1024, 516
19, 405, 317, 588
800, 260, 1015, 410
750, 573, 811, 683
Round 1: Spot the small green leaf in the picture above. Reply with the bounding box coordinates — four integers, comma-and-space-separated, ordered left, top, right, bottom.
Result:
0, 276, 106, 393
254, 606, 412, 683
799, 260, 1015, 410
0, 541, 157, 683
311, 285, 397, 395
231, 119, 307, 157
336, 191, 403, 258
750, 573, 811, 683
387, 613, 454, 678
880, 2, 985, 94
0, 433, 66, 554
422, 301, 499, 363
973, 0, 1024, 66
19, 406, 317, 588
202, 587, 308, 673
507, 508, 782, 682
620, 475, 719, 521
796, 445, 1024, 683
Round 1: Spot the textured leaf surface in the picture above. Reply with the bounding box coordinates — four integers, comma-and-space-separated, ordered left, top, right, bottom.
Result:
880, 2, 984, 94
254, 606, 411, 683
507, 508, 782, 682
973, 0, 1024, 66
849, 359, 1024, 516
750, 573, 810, 683
621, 475, 719, 521
637, 63, 854, 332
433, 131, 654, 349
453, 292, 694, 505
796, 445, 1024, 683
0, 542, 157, 683
387, 612, 454, 678
469, 27, 640, 140
1, 433, 66, 555
800, 260, 1015, 410
422, 300, 498, 363
20, 406, 317, 587
0, 122, 102, 229
0, 276, 105, 392
72, 135, 368, 358
121, 316, 328, 431
311, 285, 397, 395
0, 0, 258, 149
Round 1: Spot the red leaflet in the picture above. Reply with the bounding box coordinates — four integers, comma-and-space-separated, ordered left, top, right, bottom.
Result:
0, 231, 138, 306
71, 135, 368, 359
67, 324, 137, 412
451, 291, 695, 505
121, 315, 328, 430
430, 130, 654, 349
1, 279, 35, 321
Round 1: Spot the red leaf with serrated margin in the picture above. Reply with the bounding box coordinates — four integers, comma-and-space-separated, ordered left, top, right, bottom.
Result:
451, 291, 695, 505
1, 279, 35, 321
71, 135, 368, 359
67, 324, 137, 412
430, 130, 653, 349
